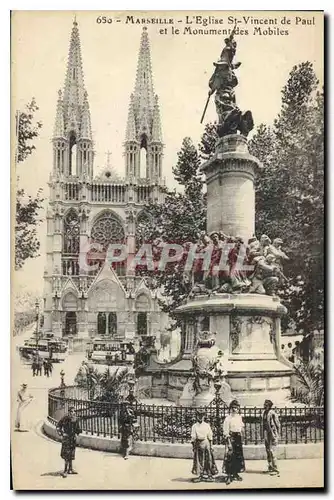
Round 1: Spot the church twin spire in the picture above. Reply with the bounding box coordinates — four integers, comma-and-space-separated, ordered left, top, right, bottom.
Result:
53, 19, 93, 178
53, 21, 163, 181
124, 27, 164, 180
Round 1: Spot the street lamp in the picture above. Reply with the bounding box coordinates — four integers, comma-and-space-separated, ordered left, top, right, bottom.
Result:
35, 298, 40, 348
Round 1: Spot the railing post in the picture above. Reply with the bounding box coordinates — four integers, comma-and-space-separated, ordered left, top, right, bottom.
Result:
60, 370, 66, 398
214, 382, 221, 445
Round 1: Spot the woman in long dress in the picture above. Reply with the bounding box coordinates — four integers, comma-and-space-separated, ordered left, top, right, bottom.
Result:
191, 411, 218, 482
223, 400, 245, 485
56, 406, 82, 478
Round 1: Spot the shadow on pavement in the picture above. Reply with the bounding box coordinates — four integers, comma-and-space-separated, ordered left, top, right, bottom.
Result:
40, 471, 64, 477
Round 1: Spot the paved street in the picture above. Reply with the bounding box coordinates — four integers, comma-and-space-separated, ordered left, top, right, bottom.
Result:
11, 328, 324, 490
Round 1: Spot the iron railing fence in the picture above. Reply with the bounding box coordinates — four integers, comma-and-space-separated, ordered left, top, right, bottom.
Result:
48, 386, 324, 445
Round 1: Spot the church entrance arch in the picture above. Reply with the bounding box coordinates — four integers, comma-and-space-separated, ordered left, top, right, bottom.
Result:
135, 293, 150, 336
65, 312, 77, 336
62, 291, 78, 336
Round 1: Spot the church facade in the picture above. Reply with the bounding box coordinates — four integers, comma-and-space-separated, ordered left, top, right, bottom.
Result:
43, 21, 169, 350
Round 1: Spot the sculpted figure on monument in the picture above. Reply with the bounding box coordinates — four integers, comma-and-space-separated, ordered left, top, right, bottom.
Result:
267, 238, 289, 272
192, 331, 218, 396
207, 231, 223, 291
227, 237, 251, 293
190, 231, 211, 296
212, 350, 228, 380
207, 30, 254, 138
259, 234, 272, 257
249, 254, 282, 296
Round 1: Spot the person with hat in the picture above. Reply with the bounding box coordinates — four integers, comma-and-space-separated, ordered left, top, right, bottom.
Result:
191, 410, 218, 482
262, 399, 280, 475
56, 406, 82, 478
14, 383, 33, 431
118, 400, 138, 459
259, 234, 271, 257
223, 400, 245, 485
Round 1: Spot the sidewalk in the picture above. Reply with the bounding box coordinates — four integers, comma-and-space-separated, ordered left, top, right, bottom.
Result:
11, 334, 324, 490
12, 416, 324, 490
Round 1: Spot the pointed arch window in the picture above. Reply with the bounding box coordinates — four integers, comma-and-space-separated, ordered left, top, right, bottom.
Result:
62, 209, 80, 276
63, 210, 80, 254
108, 313, 117, 335
69, 133, 77, 176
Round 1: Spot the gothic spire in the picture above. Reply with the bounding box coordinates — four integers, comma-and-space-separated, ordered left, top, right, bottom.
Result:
152, 95, 163, 142
80, 91, 92, 139
53, 89, 65, 138
125, 94, 137, 141
52, 18, 94, 178
133, 27, 155, 118
124, 28, 163, 180
62, 18, 87, 135
125, 27, 163, 143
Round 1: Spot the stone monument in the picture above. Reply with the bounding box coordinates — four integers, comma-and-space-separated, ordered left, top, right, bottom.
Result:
174, 31, 292, 406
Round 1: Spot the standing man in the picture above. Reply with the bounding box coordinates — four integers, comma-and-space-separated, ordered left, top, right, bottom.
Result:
262, 399, 280, 475
43, 359, 48, 377
15, 384, 33, 431
119, 401, 137, 459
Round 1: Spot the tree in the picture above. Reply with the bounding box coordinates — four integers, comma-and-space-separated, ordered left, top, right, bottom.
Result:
15, 99, 43, 269
74, 364, 129, 402
16, 98, 42, 163
292, 359, 324, 406
249, 62, 324, 333
136, 138, 206, 320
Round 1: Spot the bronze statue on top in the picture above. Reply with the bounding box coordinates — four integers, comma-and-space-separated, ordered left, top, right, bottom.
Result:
201, 27, 254, 138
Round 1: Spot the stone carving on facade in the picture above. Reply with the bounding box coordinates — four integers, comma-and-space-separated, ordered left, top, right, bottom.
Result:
79, 205, 90, 220
79, 277, 88, 294
52, 275, 62, 296
230, 316, 241, 353
231, 315, 275, 356
125, 207, 136, 224
207, 27, 254, 138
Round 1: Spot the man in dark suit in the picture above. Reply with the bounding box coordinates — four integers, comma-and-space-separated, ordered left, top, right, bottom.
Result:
262, 399, 281, 475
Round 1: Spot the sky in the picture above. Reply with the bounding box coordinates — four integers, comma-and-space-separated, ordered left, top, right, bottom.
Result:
11, 10, 323, 295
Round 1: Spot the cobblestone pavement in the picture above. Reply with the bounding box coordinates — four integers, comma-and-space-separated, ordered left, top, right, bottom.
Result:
11, 330, 324, 490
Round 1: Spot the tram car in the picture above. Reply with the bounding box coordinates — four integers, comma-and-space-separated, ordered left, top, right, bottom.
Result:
86, 337, 137, 365
18, 336, 68, 363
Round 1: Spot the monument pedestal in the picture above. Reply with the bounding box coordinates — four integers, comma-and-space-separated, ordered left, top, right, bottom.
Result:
175, 293, 292, 407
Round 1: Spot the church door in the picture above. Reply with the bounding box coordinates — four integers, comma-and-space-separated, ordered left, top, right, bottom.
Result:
137, 312, 148, 336
65, 312, 77, 336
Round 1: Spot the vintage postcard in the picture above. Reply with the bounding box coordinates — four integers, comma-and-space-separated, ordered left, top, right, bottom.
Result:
11, 10, 324, 490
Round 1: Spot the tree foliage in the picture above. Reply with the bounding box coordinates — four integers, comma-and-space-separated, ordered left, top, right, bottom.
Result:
74, 364, 129, 402
136, 138, 206, 320
16, 98, 42, 163
15, 99, 44, 270
249, 62, 324, 333
292, 358, 324, 406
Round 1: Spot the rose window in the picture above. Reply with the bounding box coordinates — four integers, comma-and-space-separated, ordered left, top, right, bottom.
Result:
91, 213, 125, 247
